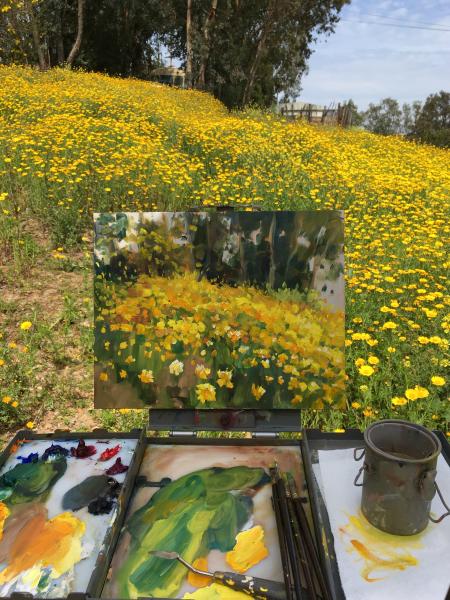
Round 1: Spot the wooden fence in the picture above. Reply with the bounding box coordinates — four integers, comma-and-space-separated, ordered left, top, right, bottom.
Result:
279, 103, 354, 127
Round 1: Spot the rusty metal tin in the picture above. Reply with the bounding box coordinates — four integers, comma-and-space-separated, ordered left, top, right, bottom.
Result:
354, 420, 444, 535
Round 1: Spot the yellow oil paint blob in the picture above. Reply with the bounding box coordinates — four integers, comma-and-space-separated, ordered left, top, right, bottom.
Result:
0, 502, 10, 541
183, 582, 250, 599
0, 511, 85, 584
340, 511, 422, 582
226, 525, 269, 573
187, 557, 212, 588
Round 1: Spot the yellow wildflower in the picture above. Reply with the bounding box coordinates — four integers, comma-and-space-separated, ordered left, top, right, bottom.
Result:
251, 384, 266, 401
196, 383, 216, 403
392, 396, 407, 406
195, 364, 211, 380
359, 365, 374, 377
138, 369, 154, 384
217, 370, 233, 389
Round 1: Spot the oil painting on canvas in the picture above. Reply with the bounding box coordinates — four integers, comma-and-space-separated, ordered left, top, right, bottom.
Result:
0, 436, 137, 598
102, 443, 304, 600
94, 211, 345, 409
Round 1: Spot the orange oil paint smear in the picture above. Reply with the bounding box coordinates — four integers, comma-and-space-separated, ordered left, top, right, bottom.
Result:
0, 511, 85, 584
187, 557, 212, 588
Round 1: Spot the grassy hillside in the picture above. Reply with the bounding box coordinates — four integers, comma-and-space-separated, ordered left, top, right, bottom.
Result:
0, 66, 449, 437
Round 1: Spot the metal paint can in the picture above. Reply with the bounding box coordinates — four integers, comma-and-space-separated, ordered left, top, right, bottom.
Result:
353, 420, 450, 535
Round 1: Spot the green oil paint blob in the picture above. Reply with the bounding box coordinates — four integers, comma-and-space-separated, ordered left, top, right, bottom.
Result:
0, 457, 67, 505
116, 466, 270, 599
62, 475, 120, 513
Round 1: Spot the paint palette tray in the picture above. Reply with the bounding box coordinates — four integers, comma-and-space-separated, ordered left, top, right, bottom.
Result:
0, 429, 145, 600
99, 423, 323, 600
302, 429, 450, 600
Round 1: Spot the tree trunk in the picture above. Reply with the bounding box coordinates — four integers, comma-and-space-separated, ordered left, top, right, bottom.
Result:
242, 0, 277, 106
25, 0, 47, 69
196, 0, 218, 90
66, 0, 85, 67
185, 0, 193, 88
6, 9, 31, 64
56, 23, 65, 65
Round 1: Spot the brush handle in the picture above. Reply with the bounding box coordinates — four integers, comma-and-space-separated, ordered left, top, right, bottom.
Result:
213, 571, 286, 600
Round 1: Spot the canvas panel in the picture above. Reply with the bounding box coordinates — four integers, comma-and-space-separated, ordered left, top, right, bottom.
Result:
93, 211, 345, 409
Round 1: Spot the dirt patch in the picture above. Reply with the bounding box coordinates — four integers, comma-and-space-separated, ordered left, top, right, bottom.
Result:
3, 269, 86, 308
39, 405, 101, 433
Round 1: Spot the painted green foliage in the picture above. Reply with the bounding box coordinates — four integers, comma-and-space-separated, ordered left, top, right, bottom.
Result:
94, 211, 344, 294
0, 457, 67, 504
116, 466, 270, 598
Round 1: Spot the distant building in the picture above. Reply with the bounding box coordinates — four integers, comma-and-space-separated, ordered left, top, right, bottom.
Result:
149, 66, 185, 88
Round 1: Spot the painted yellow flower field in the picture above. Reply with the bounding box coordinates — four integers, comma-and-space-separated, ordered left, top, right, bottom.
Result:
94, 273, 345, 409
0, 66, 449, 432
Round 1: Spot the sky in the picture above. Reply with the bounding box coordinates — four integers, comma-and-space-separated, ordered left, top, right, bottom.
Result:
298, 0, 450, 109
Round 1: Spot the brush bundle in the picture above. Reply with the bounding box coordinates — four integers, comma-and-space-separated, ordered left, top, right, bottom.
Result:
270, 465, 331, 600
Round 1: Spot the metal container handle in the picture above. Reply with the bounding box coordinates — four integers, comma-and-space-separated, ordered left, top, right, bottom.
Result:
354, 462, 370, 487
354, 447, 365, 461
429, 480, 450, 523
354, 466, 364, 486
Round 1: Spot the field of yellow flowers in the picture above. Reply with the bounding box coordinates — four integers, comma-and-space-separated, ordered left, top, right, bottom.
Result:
0, 65, 449, 434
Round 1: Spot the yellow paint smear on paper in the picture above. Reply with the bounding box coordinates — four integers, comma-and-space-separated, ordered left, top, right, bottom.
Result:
339, 512, 422, 582
187, 557, 212, 588
183, 582, 250, 599
0, 502, 10, 541
226, 525, 269, 573
0, 511, 85, 584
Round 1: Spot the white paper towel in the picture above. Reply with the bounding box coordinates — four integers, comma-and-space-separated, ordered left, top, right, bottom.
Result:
317, 449, 450, 600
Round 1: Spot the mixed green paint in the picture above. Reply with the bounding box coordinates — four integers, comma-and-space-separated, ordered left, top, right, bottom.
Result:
114, 466, 270, 598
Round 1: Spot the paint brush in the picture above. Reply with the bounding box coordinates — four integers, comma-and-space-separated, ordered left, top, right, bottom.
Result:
271, 465, 304, 600
283, 475, 317, 600
287, 474, 331, 600
271, 469, 295, 600
149, 551, 286, 600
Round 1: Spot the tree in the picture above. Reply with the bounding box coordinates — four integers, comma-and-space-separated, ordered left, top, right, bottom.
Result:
185, 0, 193, 87
412, 91, 450, 148
362, 98, 403, 135
167, 0, 349, 108
402, 100, 422, 136
24, 0, 48, 69
66, 0, 85, 67
195, 0, 218, 90
0, 0, 349, 109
